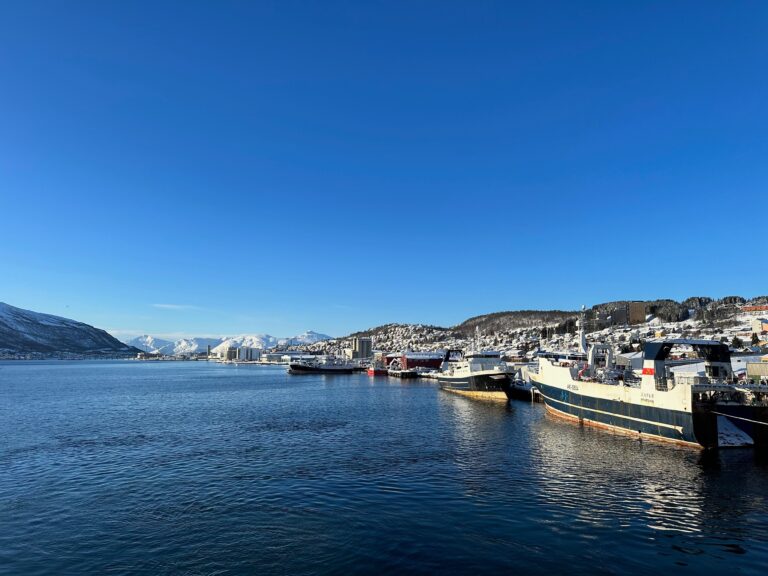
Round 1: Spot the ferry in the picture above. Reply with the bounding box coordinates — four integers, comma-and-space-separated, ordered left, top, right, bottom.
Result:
287, 356, 356, 374
437, 349, 512, 401
532, 319, 768, 449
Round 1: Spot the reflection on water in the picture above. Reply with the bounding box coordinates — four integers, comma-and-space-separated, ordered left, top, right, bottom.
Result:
437, 391, 768, 574
1, 362, 768, 575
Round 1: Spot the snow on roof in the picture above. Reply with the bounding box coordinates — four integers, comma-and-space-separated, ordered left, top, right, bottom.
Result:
403, 351, 445, 358
618, 351, 643, 359
647, 338, 723, 346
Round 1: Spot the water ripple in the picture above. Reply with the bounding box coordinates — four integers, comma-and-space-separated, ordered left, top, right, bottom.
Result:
1, 361, 768, 575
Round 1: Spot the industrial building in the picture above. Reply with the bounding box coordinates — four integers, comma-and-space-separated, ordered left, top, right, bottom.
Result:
344, 336, 373, 360
237, 347, 261, 361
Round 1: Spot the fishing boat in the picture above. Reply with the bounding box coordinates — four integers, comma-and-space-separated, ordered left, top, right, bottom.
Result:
532, 312, 768, 449
388, 368, 418, 379
437, 349, 512, 401
503, 361, 539, 401
367, 363, 388, 376
287, 355, 356, 374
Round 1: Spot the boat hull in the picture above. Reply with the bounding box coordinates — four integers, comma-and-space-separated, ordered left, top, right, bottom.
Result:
367, 368, 388, 376
388, 370, 418, 379
438, 372, 510, 401
504, 380, 533, 401
535, 381, 716, 448
288, 363, 354, 374
709, 403, 768, 449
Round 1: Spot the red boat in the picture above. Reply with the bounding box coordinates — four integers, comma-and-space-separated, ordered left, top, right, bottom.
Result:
367, 366, 388, 376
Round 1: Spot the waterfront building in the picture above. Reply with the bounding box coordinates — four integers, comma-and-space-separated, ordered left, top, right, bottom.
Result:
343, 337, 374, 360
238, 347, 260, 361
401, 351, 445, 370
223, 347, 237, 361
352, 337, 372, 359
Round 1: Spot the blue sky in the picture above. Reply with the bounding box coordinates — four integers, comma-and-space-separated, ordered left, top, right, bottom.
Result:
1, 1, 766, 339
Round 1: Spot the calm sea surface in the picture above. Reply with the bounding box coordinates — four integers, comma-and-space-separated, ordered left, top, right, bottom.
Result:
2, 361, 768, 575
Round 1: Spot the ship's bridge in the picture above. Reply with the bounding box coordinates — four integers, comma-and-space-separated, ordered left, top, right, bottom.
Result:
642, 339, 733, 390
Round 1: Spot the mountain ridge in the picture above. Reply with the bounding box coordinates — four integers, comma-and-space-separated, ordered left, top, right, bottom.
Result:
125, 330, 333, 356
0, 302, 140, 358
3, 295, 766, 358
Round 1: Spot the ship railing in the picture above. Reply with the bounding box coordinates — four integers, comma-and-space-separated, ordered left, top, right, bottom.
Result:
677, 374, 735, 388
654, 376, 674, 392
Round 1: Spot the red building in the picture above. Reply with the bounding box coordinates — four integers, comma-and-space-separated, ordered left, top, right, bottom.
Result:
400, 352, 445, 370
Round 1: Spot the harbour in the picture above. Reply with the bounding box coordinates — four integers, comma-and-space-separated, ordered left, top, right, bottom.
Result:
4, 1, 767, 574
2, 360, 768, 575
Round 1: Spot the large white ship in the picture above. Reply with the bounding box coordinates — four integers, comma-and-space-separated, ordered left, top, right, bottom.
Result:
531, 320, 768, 449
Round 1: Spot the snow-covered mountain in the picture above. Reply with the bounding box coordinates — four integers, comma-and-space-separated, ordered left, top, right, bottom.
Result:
278, 330, 333, 346
0, 302, 139, 357
121, 331, 333, 356
125, 335, 223, 355
172, 337, 225, 356
125, 335, 175, 354
210, 334, 278, 355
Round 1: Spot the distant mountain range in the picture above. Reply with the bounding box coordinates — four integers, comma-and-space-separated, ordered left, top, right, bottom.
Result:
124, 330, 332, 356
3, 295, 766, 359
0, 302, 139, 358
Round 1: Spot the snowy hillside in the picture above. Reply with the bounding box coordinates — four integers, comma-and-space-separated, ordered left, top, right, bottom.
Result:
307, 295, 768, 357
0, 302, 139, 357
278, 330, 332, 346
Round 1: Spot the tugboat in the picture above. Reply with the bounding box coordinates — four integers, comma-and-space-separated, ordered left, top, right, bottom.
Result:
437, 349, 512, 401
287, 355, 356, 374
532, 310, 768, 449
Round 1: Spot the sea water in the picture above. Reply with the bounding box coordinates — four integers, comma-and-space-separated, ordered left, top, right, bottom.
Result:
1, 361, 767, 575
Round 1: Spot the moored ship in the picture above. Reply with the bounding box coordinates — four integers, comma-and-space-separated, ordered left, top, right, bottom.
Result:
367, 364, 388, 376
437, 349, 512, 401
287, 355, 356, 374
532, 327, 768, 449
504, 361, 539, 401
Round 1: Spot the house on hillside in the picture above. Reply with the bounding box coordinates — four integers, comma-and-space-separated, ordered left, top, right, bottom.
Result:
751, 318, 768, 334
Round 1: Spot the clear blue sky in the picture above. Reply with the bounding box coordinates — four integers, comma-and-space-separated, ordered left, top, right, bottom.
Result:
1, 1, 766, 339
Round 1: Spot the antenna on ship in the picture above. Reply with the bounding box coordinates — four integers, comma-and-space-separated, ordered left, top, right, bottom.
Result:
579, 305, 588, 355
